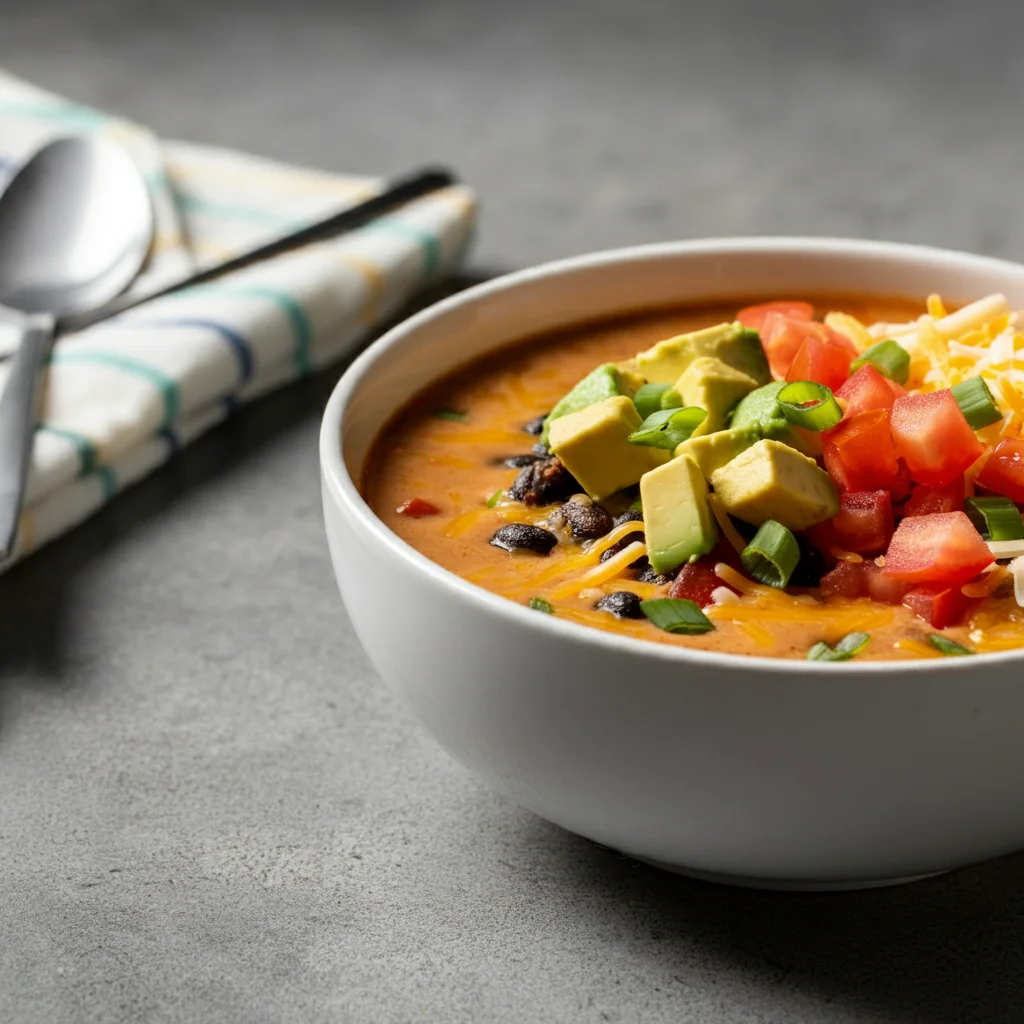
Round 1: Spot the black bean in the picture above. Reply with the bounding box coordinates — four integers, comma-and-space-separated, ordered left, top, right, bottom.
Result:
614, 509, 644, 526
531, 442, 551, 457
489, 523, 558, 555
500, 453, 542, 469
551, 495, 614, 540
638, 562, 673, 585
523, 413, 549, 436
508, 457, 579, 506
596, 591, 643, 619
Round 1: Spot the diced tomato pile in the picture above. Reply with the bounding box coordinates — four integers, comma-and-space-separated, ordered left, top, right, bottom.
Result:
736, 298, 1013, 631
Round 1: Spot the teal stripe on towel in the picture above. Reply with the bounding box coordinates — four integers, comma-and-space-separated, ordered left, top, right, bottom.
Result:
364, 219, 439, 276
37, 424, 97, 474
174, 191, 303, 229
0, 102, 106, 127
94, 465, 118, 500
50, 351, 180, 428
186, 283, 313, 375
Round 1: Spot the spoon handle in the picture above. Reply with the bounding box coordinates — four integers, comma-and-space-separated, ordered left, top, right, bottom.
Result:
61, 165, 458, 334
0, 313, 54, 558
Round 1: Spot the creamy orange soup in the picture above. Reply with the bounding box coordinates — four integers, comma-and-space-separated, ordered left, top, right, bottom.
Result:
364, 298, 1024, 661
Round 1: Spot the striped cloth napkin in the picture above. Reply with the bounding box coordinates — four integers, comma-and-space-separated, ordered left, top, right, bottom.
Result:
0, 72, 477, 565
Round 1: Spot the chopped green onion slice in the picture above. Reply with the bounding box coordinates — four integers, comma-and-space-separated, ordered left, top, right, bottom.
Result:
628, 406, 706, 450
433, 408, 468, 422
965, 496, 1024, 541
528, 597, 554, 614
928, 634, 974, 656
951, 376, 1003, 430
807, 632, 871, 662
486, 489, 504, 509
776, 381, 843, 431
850, 339, 910, 385
741, 519, 801, 588
640, 597, 715, 635
633, 383, 675, 420
659, 386, 683, 410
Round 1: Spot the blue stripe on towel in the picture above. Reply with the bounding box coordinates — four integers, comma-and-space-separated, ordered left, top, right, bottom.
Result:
120, 317, 256, 385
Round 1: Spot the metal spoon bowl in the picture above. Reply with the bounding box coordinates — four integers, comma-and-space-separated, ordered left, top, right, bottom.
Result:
0, 135, 153, 556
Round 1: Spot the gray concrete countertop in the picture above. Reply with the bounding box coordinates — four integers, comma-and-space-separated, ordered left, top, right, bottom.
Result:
2, 2, 1024, 1021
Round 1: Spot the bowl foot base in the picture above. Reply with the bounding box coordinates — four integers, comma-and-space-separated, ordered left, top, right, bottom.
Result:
630, 855, 950, 891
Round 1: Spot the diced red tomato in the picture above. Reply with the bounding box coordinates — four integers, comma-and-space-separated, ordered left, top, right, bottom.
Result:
737, 300, 814, 332
887, 379, 908, 400
819, 559, 866, 599
890, 390, 985, 487
396, 497, 441, 517
836, 365, 895, 419
862, 561, 913, 604
786, 335, 855, 392
902, 584, 975, 629
819, 559, 912, 603
890, 459, 913, 503
759, 313, 815, 379
760, 315, 852, 381
976, 438, 1024, 503
822, 409, 899, 492
804, 520, 837, 556
668, 559, 735, 608
882, 511, 993, 585
903, 476, 965, 517
831, 490, 894, 554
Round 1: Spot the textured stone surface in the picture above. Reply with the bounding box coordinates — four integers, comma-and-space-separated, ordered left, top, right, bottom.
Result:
2, 1, 1024, 1021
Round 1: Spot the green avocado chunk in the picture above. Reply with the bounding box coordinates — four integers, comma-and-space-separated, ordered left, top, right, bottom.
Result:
548, 396, 669, 500
729, 381, 822, 457
542, 363, 643, 444
709, 439, 838, 532
676, 356, 760, 437
639, 454, 718, 575
635, 321, 771, 388
674, 425, 761, 478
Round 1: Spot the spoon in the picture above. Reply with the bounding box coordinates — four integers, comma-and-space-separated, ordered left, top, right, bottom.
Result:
0, 135, 153, 557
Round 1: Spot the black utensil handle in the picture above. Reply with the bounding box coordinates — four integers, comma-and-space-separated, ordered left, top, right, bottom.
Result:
0, 313, 54, 558
62, 165, 458, 334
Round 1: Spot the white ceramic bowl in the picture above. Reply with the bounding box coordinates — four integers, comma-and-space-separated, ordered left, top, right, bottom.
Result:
320, 238, 1024, 890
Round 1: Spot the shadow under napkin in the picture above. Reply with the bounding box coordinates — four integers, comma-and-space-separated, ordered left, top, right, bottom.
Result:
518, 815, 1024, 1024
0, 270, 497, 723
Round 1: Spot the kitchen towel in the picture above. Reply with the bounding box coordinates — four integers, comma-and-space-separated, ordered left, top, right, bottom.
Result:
0, 71, 477, 565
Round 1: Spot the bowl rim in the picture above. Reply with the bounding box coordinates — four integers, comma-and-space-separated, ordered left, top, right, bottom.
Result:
321, 235, 1024, 674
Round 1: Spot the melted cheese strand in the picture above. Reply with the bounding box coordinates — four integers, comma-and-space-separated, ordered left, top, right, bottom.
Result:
736, 621, 776, 647
587, 519, 645, 559
708, 494, 747, 554
549, 540, 648, 600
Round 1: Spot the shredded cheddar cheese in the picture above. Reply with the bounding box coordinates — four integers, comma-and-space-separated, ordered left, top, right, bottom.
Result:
548, 540, 647, 600
708, 493, 748, 554
587, 519, 645, 559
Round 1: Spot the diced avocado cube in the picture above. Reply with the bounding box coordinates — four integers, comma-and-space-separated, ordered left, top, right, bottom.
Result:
548, 396, 669, 500
636, 322, 770, 387
675, 426, 760, 477
640, 454, 718, 575
729, 381, 822, 457
676, 356, 759, 437
709, 438, 838, 532
542, 363, 645, 444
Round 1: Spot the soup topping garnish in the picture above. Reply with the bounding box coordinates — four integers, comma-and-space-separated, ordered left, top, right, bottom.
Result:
373, 292, 1024, 660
